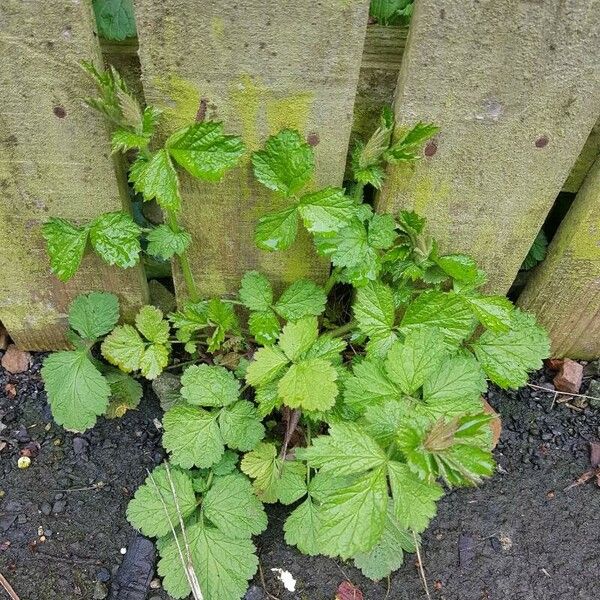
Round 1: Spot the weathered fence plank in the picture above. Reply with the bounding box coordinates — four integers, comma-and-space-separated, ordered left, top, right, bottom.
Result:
519, 157, 600, 359
134, 0, 370, 298
378, 0, 600, 293
563, 117, 600, 194
351, 25, 407, 142
0, 0, 148, 350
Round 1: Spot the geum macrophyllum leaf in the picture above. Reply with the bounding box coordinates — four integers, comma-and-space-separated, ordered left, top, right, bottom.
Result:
315, 218, 381, 287
101, 306, 171, 379
278, 317, 319, 361
92, 0, 137, 41
384, 325, 448, 395
297, 187, 356, 233
245, 346, 289, 388
136, 305, 170, 344
68, 291, 120, 341
241, 442, 307, 504
41, 350, 111, 432
254, 206, 299, 251
246, 317, 342, 412
251, 129, 314, 196
180, 364, 240, 407
206, 298, 240, 352
157, 517, 258, 600
397, 414, 495, 486
111, 128, 150, 153
129, 149, 181, 212
471, 309, 550, 389
315, 468, 388, 559
162, 403, 224, 468
248, 311, 280, 346
298, 421, 445, 555
41, 218, 89, 281
386, 461, 443, 532
104, 368, 143, 418
239, 271, 273, 312
368, 213, 397, 249
353, 280, 397, 355
201, 471, 268, 539
166, 121, 245, 181
126, 463, 196, 538
101, 324, 145, 372
146, 224, 192, 260
88, 211, 141, 268
400, 289, 476, 348
353, 501, 416, 580
460, 293, 514, 333
435, 254, 479, 284
163, 364, 264, 467
277, 358, 339, 411
273, 280, 327, 321
299, 434, 392, 558
218, 400, 265, 451
344, 326, 486, 420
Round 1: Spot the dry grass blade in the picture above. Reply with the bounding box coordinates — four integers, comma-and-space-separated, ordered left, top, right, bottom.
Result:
147, 466, 203, 600
0, 572, 20, 600
412, 530, 431, 600
528, 383, 600, 403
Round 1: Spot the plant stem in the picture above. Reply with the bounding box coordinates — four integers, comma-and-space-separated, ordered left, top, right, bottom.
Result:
279, 408, 301, 460
166, 212, 200, 303
352, 181, 365, 203
328, 320, 356, 338
305, 422, 312, 486
323, 268, 339, 295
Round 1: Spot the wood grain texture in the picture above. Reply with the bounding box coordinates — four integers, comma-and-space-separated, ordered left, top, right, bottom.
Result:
519, 157, 600, 359
351, 25, 407, 143
378, 0, 600, 294
0, 0, 148, 350
134, 0, 370, 298
563, 117, 600, 193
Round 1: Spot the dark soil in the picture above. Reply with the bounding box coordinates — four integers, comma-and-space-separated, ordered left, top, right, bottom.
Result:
1, 355, 599, 600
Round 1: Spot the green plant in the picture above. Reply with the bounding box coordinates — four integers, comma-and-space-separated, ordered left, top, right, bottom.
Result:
92, 0, 137, 41
42, 62, 244, 303
370, 0, 414, 26
521, 230, 548, 270
41, 67, 550, 600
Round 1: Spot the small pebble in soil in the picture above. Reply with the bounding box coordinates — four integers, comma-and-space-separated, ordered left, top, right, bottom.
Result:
120, 547, 127, 554
72, 437, 89, 456
244, 585, 265, 600
17, 456, 30, 469
92, 581, 108, 599
149, 578, 161, 589
96, 567, 111, 582
40, 502, 51, 516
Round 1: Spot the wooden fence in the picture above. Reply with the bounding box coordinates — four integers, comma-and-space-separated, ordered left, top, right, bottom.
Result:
1, 0, 600, 357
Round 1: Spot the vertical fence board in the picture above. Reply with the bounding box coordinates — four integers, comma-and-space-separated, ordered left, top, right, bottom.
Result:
519, 158, 600, 359
563, 117, 600, 193
351, 25, 407, 142
378, 0, 600, 293
0, 0, 148, 350
134, 0, 370, 298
